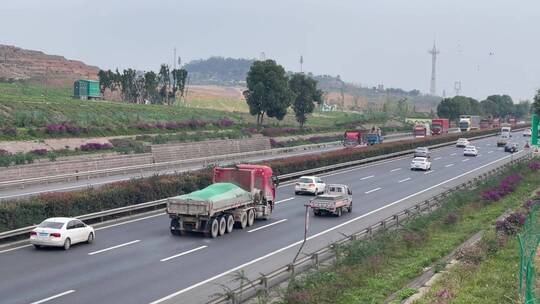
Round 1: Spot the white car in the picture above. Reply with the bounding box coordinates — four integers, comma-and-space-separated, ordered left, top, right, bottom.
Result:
295, 176, 326, 195
30, 217, 95, 250
410, 157, 431, 171
463, 145, 478, 156
524, 129, 532, 137
456, 138, 469, 148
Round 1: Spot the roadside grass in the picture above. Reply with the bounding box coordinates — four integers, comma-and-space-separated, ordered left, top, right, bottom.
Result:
414, 236, 521, 304
281, 161, 540, 304
0, 82, 389, 140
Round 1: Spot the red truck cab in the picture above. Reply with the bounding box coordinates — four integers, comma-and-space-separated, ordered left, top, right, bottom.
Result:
431, 119, 449, 135
343, 130, 363, 148
213, 164, 277, 206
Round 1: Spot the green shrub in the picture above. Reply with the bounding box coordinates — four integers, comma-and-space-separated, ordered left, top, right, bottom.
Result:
398, 288, 418, 300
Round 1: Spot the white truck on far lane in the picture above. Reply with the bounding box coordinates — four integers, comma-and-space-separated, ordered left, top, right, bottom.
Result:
308, 184, 353, 217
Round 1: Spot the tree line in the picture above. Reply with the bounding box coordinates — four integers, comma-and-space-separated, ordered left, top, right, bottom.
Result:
437, 94, 531, 121
243, 60, 323, 128
98, 64, 188, 105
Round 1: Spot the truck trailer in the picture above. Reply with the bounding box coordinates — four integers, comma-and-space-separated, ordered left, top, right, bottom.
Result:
343, 130, 363, 148
431, 119, 449, 135
167, 164, 278, 238
413, 123, 430, 138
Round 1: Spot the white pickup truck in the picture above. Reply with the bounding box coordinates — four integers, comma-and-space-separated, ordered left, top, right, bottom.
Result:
308, 184, 353, 217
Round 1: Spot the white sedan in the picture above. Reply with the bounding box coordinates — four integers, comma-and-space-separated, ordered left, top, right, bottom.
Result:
410, 157, 431, 171
464, 145, 478, 156
295, 176, 326, 195
524, 129, 532, 137
456, 138, 470, 148
30, 217, 95, 250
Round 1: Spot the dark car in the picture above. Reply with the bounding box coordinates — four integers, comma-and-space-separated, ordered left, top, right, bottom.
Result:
504, 142, 519, 153
413, 147, 431, 158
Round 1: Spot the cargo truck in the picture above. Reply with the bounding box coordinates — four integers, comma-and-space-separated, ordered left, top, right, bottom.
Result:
508, 118, 517, 127
365, 127, 383, 145
413, 123, 430, 138
491, 118, 501, 129
167, 164, 278, 238
343, 130, 363, 148
431, 119, 449, 135
459, 115, 481, 132
308, 184, 352, 217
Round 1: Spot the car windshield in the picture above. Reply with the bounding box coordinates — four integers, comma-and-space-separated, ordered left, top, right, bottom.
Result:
413, 157, 426, 162
298, 178, 314, 183
416, 148, 427, 151
38, 221, 64, 229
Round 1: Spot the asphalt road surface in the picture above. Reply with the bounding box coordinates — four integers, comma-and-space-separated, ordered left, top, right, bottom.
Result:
0, 131, 530, 304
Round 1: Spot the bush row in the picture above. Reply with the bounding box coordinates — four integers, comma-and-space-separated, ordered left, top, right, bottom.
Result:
270, 135, 342, 148
0, 128, 507, 231
0, 171, 212, 232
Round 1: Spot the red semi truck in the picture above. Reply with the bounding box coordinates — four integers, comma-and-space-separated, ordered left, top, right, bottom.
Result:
431, 119, 449, 135
167, 164, 278, 238
480, 119, 491, 130
413, 123, 430, 138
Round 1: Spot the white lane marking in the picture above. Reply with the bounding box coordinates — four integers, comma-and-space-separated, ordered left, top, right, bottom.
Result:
96, 213, 165, 231
160, 246, 208, 262
0, 244, 32, 254
398, 178, 411, 183
87, 240, 141, 255
248, 219, 288, 233
148, 151, 522, 304
390, 168, 402, 172
434, 157, 442, 160
462, 159, 469, 162
30, 290, 75, 304
450, 153, 457, 156
365, 187, 381, 194
424, 170, 435, 175
278, 156, 411, 187
360, 175, 375, 180
445, 164, 454, 167
488, 151, 494, 154
275, 197, 294, 205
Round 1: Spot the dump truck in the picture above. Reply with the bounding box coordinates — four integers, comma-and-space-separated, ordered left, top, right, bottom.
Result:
167, 164, 278, 238
308, 184, 352, 217
343, 130, 363, 148
431, 119, 449, 135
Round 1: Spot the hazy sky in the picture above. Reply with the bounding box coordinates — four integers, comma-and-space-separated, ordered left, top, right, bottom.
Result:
1, 0, 538, 100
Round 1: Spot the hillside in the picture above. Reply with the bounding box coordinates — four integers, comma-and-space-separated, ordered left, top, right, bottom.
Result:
184, 57, 440, 112
0, 44, 99, 86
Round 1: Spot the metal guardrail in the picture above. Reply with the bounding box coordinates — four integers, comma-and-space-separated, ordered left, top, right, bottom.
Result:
206, 151, 534, 304
0, 132, 413, 189
0, 129, 521, 243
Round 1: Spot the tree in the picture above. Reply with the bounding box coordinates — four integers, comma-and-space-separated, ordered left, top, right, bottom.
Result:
480, 94, 513, 117
533, 90, 540, 116
171, 68, 188, 103
158, 64, 171, 105
243, 60, 293, 127
514, 100, 531, 118
97, 70, 110, 95
143, 71, 159, 104
289, 73, 323, 127
437, 96, 480, 122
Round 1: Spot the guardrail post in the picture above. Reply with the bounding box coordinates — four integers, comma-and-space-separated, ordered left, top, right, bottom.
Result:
350, 234, 358, 241
259, 275, 269, 298
380, 220, 386, 229
393, 214, 399, 226
312, 253, 320, 269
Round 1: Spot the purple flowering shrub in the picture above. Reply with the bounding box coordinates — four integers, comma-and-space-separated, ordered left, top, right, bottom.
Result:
79, 142, 113, 151
481, 174, 523, 203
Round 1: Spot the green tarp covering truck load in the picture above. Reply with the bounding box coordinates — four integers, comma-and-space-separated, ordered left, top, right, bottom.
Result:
167, 164, 278, 238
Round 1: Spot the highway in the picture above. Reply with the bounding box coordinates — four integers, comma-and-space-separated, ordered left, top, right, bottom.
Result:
0, 131, 530, 304
0, 133, 413, 201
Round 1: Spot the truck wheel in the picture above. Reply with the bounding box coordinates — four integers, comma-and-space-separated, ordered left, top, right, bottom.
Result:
236, 212, 248, 229
348, 202, 353, 213
210, 218, 219, 238
218, 217, 227, 236
336, 207, 342, 217
247, 209, 255, 227
170, 219, 180, 236
226, 215, 234, 233
313, 210, 320, 216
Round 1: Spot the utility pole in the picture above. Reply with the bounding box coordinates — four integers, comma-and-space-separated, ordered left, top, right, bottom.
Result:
428, 43, 439, 95
300, 55, 303, 73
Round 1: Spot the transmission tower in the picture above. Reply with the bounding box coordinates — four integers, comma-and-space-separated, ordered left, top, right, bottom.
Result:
454, 81, 462, 96
300, 55, 304, 73
428, 43, 440, 95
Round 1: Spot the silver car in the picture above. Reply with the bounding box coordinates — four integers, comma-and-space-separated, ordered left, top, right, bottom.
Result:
413, 147, 431, 158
